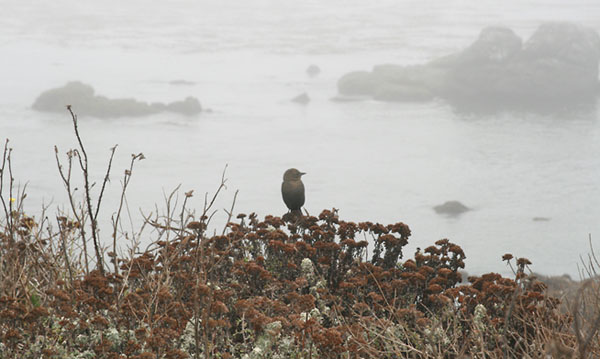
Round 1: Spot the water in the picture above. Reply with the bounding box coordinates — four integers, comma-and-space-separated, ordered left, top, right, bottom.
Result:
1, 0, 599, 277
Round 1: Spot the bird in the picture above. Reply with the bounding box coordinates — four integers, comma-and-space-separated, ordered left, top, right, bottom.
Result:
281, 168, 306, 214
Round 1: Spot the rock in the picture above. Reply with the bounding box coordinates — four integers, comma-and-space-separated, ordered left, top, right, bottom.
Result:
532, 217, 551, 222
458, 26, 523, 66
306, 64, 321, 77
534, 273, 578, 303
337, 71, 379, 96
535, 273, 600, 316
291, 92, 310, 105
446, 23, 600, 107
433, 201, 470, 215
337, 65, 444, 101
337, 22, 600, 110
522, 22, 600, 68
169, 79, 196, 86
374, 83, 434, 102
166, 97, 203, 115
32, 81, 202, 117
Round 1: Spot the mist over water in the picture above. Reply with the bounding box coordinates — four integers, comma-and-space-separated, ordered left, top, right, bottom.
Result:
1, 0, 600, 277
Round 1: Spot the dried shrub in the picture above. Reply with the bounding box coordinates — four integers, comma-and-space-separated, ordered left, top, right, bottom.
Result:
1, 111, 599, 358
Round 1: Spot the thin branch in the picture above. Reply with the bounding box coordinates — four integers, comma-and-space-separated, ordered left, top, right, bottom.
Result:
67, 105, 104, 275
222, 189, 239, 236
0, 139, 10, 229
8, 144, 14, 238
56, 216, 74, 285
55, 145, 90, 274
94, 145, 118, 224
111, 152, 144, 275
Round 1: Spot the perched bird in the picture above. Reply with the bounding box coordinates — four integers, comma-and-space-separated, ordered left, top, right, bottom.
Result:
281, 168, 306, 214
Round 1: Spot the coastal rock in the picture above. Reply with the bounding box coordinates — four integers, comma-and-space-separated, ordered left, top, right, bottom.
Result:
166, 97, 202, 114
32, 81, 202, 117
534, 273, 578, 303
338, 71, 379, 96
433, 201, 470, 215
169, 79, 196, 86
306, 64, 321, 77
337, 22, 600, 109
291, 92, 310, 104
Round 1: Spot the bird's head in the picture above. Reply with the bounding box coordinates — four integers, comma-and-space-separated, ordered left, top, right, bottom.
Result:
283, 168, 306, 181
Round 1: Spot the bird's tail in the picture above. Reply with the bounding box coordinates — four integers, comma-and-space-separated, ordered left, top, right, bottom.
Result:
283, 209, 303, 222
290, 209, 303, 216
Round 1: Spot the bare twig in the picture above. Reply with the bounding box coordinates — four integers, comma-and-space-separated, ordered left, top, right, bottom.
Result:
573, 279, 600, 359
94, 145, 118, 225
222, 189, 239, 236
56, 216, 74, 285
163, 184, 181, 244
0, 139, 12, 237
66, 105, 107, 274
503, 272, 524, 358
200, 164, 228, 237
7, 143, 14, 240
55, 146, 90, 273
111, 152, 144, 274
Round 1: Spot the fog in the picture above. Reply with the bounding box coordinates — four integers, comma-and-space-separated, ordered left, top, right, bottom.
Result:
1, 0, 600, 277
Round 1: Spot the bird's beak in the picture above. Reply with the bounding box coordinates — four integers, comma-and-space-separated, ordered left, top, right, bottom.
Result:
300, 172, 306, 176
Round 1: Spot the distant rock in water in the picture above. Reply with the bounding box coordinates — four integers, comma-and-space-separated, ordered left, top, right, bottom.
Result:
32, 82, 202, 117
534, 273, 577, 303
169, 79, 196, 86
337, 22, 600, 110
291, 92, 310, 105
306, 64, 321, 77
532, 217, 551, 222
433, 201, 470, 215
165, 97, 203, 114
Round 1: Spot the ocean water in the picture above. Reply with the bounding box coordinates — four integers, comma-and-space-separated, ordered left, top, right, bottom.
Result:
1, 0, 599, 277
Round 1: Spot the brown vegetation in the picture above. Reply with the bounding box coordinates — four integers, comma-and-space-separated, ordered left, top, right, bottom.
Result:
0, 109, 599, 358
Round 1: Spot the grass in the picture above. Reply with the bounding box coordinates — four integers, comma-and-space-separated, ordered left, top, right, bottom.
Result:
0, 108, 599, 358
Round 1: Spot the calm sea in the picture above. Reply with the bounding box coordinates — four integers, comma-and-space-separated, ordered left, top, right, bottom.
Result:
1, 0, 599, 277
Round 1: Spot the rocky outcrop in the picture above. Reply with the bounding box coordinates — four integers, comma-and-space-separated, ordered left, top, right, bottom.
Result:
291, 92, 310, 104
32, 82, 202, 117
433, 201, 471, 216
337, 23, 600, 110
306, 64, 321, 77
169, 79, 196, 86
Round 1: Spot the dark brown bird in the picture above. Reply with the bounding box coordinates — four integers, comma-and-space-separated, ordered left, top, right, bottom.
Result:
281, 168, 306, 213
